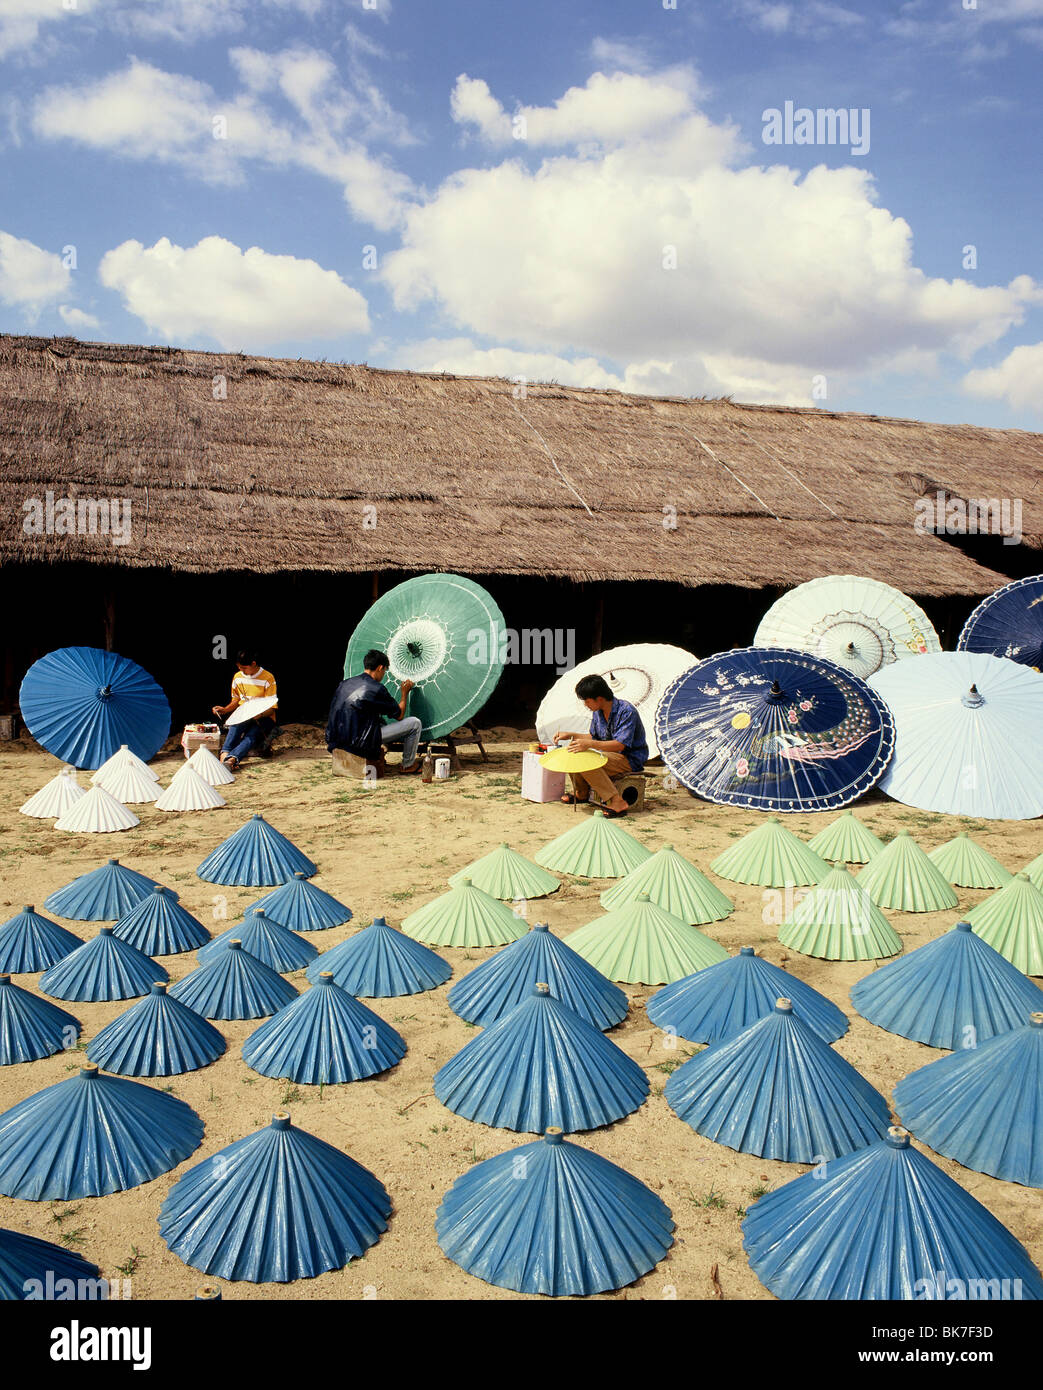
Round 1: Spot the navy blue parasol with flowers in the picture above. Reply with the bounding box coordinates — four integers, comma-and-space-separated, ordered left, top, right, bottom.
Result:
654, 646, 895, 812
958, 574, 1043, 671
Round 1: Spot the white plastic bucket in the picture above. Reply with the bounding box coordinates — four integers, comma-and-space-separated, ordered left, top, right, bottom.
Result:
434, 757, 451, 779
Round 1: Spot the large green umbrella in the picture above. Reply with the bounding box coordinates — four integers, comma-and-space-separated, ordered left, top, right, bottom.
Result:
566, 894, 728, 985
710, 817, 828, 888
928, 834, 1012, 890
599, 846, 734, 925
857, 833, 958, 914
345, 574, 506, 740
807, 812, 884, 866
966, 874, 1043, 976
777, 864, 902, 961
401, 879, 529, 949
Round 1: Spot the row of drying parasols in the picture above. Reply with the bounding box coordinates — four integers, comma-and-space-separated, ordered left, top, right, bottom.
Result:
1, 809, 1041, 1297
19, 744, 233, 831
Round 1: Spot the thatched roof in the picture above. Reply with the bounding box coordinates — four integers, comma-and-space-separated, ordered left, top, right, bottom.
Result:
1, 333, 1039, 594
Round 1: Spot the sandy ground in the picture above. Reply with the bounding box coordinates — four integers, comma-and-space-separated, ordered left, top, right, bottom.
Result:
0, 724, 1040, 1303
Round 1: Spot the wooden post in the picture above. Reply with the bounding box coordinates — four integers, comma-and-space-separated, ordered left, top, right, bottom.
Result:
591, 593, 604, 655
103, 588, 116, 652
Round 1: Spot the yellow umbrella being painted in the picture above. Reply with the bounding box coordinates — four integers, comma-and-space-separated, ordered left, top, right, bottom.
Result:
540, 748, 607, 773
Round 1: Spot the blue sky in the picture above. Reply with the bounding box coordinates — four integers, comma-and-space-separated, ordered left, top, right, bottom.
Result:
1, 0, 1041, 427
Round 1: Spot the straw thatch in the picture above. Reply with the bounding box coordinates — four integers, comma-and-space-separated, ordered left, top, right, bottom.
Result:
1, 333, 1039, 594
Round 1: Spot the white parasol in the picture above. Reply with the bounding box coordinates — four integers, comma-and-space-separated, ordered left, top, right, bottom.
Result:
535, 643, 696, 760
868, 651, 1043, 820
755, 575, 940, 679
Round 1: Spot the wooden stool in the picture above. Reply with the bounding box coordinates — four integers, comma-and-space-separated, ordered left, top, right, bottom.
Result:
590, 773, 647, 812
330, 749, 385, 780
427, 721, 489, 772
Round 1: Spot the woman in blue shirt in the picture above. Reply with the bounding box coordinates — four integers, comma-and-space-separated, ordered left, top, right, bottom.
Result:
553, 674, 648, 817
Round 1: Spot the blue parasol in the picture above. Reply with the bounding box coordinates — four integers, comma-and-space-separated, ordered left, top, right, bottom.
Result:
654, 647, 894, 813
436, 1128, 674, 1297
159, 1112, 390, 1282
958, 574, 1043, 671
742, 1125, 1043, 1300
1, 1227, 102, 1300
19, 647, 170, 770
0, 1063, 204, 1200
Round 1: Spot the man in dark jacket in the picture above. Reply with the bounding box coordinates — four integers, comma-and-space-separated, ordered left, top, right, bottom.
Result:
326, 649, 422, 774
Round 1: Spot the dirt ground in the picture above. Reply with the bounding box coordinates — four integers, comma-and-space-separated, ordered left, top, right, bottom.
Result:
0, 724, 1040, 1302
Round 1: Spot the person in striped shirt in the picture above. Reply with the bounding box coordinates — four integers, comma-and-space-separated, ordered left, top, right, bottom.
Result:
213, 650, 278, 770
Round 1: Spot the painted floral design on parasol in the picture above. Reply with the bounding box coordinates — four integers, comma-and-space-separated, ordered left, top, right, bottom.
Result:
754, 575, 940, 679
655, 647, 894, 812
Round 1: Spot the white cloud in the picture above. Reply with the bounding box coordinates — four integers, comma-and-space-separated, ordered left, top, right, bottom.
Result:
883, 0, 1043, 57
98, 235, 370, 349
381, 70, 1040, 408
963, 343, 1043, 415
738, 0, 865, 35
451, 68, 704, 148
383, 337, 819, 406
0, 230, 70, 318
588, 37, 657, 74
58, 304, 101, 330
345, 0, 392, 21
385, 338, 628, 390
33, 54, 415, 229
0, 0, 323, 54
0, 0, 101, 57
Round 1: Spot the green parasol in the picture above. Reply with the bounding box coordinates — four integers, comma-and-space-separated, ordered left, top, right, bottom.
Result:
807, 812, 885, 866
345, 573, 506, 740
777, 864, 902, 961
599, 846, 734, 925
401, 879, 529, 949
966, 873, 1043, 975
535, 815, 651, 879
857, 833, 959, 913
448, 844, 559, 901
565, 893, 728, 985
928, 834, 1012, 890
1022, 850, 1043, 891
710, 817, 828, 888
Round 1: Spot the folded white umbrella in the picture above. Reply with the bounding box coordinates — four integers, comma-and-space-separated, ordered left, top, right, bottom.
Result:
535, 643, 696, 760
755, 575, 940, 678
55, 783, 140, 832
20, 768, 85, 818
97, 761, 161, 804
187, 745, 235, 786
155, 764, 226, 812
91, 743, 160, 787
869, 651, 1043, 820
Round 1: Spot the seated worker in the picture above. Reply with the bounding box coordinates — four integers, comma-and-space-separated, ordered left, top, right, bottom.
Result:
213, 649, 278, 771
554, 673, 648, 817
326, 648, 422, 774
